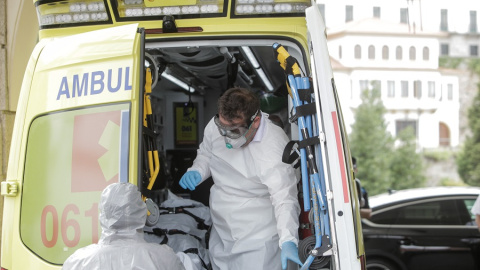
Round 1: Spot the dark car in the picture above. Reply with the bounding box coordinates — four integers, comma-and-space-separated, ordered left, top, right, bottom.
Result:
362, 186, 480, 270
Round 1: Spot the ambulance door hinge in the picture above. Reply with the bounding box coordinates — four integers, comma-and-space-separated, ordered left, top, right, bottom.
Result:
319, 131, 326, 143
1, 181, 19, 197
326, 190, 333, 201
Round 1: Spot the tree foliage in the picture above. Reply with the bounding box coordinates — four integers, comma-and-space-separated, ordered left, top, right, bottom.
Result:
349, 86, 426, 195
457, 83, 480, 186
389, 127, 426, 190
349, 87, 394, 195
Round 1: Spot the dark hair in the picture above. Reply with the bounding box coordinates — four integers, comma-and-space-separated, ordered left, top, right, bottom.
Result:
218, 87, 260, 123
352, 156, 357, 169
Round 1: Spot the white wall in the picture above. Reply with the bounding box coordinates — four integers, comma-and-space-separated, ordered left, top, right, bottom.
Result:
319, 0, 480, 34
331, 67, 459, 148
328, 35, 439, 69
323, 0, 464, 148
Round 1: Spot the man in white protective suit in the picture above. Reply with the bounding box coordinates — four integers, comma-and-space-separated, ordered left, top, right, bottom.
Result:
62, 182, 186, 270
179, 87, 302, 270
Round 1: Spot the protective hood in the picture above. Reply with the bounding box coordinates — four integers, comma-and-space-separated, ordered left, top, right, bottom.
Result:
62, 183, 187, 270
99, 182, 147, 243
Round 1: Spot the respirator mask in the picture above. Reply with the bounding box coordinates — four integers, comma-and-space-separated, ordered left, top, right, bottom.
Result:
214, 110, 259, 149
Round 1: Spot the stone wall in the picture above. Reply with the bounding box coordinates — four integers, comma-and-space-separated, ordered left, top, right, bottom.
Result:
424, 154, 461, 186
0, 0, 6, 254
0, 0, 18, 255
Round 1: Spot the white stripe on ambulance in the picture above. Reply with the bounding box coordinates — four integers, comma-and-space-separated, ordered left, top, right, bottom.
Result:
56, 67, 132, 100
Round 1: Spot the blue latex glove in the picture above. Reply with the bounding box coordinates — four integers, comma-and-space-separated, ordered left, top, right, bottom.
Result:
179, 171, 201, 191
281, 241, 303, 270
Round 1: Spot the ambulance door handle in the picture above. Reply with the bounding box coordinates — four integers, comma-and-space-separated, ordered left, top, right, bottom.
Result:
1, 181, 19, 197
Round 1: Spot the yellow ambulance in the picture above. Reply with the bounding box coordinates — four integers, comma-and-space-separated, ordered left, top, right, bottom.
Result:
1, 0, 365, 269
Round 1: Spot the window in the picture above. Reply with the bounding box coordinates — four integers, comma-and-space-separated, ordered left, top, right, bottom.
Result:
463, 198, 478, 222
371, 80, 381, 91
471, 45, 479, 57
428, 81, 435, 98
413, 80, 422, 99
400, 8, 408, 24
409, 46, 416, 60
368, 45, 375, 60
359, 80, 380, 92
382, 46, 389, 60
440, 43, 449, 56
359, 80, 369, 91
346, 5, 353, 22
423, 47, 429, 60
396, 120, 417, 138
440, 9, 448, 31
387, 81, 395, 97
339, 45, 342, 59
370, 208, 398, 224
401, 81, 408, 97
20, 104, 131, 264
396, 46, 403, 60
354, 44, 361, 59
371, 199, 463, 225
470, 11, 478, 33
373, 6, 381, 18
447, 84, 453, 100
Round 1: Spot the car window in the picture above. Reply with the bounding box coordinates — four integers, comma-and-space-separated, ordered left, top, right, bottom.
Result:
371, 199, 463, 225
462, 198, 477, 224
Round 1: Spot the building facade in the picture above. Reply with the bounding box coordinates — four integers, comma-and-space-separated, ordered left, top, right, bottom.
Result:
317, 0, 479, 149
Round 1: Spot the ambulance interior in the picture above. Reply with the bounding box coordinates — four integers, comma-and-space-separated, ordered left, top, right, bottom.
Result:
140, 40, 329, 268
142, 39, 306, 203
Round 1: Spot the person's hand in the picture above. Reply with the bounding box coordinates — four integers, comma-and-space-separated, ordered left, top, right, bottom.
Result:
179, 171, 201, 191
281, 241, 303, 270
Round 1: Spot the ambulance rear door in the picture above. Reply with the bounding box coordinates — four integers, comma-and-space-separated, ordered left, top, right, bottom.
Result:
1, 24, 144, 270
305, 4, 365, 270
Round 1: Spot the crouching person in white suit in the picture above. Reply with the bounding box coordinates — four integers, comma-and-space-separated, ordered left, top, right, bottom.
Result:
62, 182, 186, 270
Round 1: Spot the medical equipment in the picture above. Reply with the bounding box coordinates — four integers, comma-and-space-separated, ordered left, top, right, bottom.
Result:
273, 43, 332, 270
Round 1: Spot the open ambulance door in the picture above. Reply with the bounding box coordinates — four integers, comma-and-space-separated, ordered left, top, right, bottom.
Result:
2, 24, 144, 269
305, 5, 365, 270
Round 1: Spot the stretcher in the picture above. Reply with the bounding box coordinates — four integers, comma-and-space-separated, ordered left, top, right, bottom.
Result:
273, 43, 332, 270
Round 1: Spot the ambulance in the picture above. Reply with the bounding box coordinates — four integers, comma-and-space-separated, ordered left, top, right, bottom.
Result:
1, 0, 365, 269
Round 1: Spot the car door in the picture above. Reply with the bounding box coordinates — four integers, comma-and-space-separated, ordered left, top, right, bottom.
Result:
386, 197, 479, 270
4, 24, 144, 270
459, 197, 480, 270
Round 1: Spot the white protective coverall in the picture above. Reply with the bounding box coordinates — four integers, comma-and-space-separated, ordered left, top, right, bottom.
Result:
144, 190, 212, 270
188, 112, 300, 270
62, 183, 186, 270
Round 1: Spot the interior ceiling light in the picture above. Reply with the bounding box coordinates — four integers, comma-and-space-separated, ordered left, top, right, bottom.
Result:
161, 71, 196, 93
241, 46, 274, 91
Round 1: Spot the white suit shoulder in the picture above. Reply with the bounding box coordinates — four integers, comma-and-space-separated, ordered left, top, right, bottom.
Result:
62, 183, 186, 270
251, 119, 289, 163
62, 242, 186, 270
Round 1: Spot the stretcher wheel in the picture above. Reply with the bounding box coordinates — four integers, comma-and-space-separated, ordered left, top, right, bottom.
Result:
308, 209, 314, 223
298, 235, 331, 269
